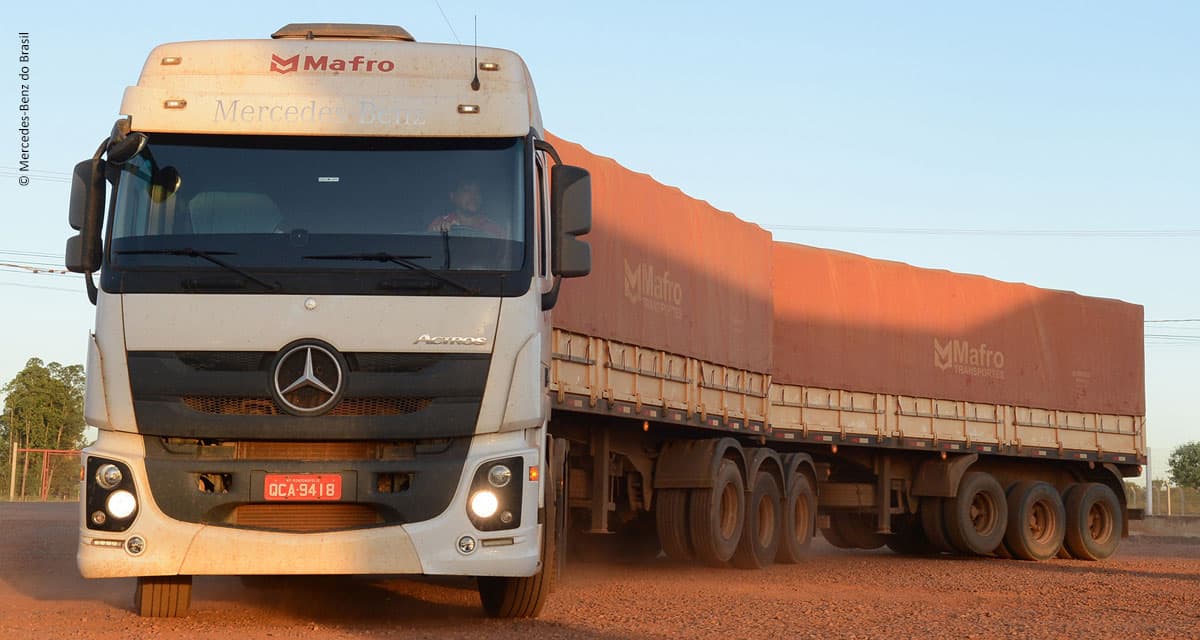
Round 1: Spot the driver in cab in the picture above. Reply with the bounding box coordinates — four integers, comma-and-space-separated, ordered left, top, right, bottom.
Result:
427, 181, 506, 238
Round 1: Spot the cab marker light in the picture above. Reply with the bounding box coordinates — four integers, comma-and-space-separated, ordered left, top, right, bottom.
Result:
163, 99, 188, 109
161, 57, 182, 65
457, 104, 480, 114
479, 62, 500, 71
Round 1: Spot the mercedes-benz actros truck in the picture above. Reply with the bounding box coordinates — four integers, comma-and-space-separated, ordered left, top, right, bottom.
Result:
69, 23, 1145, 620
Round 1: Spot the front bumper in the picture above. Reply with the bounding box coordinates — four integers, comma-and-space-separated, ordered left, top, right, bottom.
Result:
77, 429, 543, 578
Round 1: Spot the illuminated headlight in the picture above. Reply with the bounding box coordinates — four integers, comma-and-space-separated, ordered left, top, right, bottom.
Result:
487, 464, 512, 488
106, 490, 138, 520
469, 490, 499, 519
95, 463, 123, 490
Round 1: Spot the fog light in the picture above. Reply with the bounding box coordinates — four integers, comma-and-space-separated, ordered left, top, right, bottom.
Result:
106, 490, 137, 519
90, 510, 107, 526
125, 536, 145, 555
95, 463, 123, 490
487, 464, 512, 488
470, 490, 499, 518
457, 536, 476, 554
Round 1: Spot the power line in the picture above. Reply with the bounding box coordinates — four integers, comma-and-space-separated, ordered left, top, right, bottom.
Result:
764, 224, 1200, 238
0, 282, 79, 294
432, 0, 462, 44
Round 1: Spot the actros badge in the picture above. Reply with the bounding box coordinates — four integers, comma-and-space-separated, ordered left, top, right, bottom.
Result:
270, 341, 347, 416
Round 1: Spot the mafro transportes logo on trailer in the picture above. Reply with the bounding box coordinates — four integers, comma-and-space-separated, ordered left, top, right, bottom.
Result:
933, 338, 1006, 380
623, 259, 683, 320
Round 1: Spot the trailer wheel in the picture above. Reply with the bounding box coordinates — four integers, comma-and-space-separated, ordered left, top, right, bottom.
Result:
655, 488, 694, 561
776, 473, 816, 563
920, 497, 955, 553
943, 471, 1007, 556
135, 575, 192, 617
1063, 482, 1122, 561
828, 512, 886, 550
885, 516, 935, 555
688, 459, 744, 566
732, 472, 782, 569
820, 519, 854, 548
1004, 481, 1066, 561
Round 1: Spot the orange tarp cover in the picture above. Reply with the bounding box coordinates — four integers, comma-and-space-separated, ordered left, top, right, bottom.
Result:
548, 134, 774, 371
547, 134, 1144, 416
772, 243, 1145, 415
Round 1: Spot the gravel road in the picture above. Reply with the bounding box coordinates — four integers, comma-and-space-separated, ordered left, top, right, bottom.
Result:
2, 502, 1197, 639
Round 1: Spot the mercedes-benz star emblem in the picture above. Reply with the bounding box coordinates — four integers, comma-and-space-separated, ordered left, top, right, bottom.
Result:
270, 342, 345, 416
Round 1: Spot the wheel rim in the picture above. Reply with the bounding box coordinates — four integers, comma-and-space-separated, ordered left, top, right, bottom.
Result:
969, 491, 999, 534
1087, 501, 1114, 543
1028, 500, 1054, 544
756, 494, 776, 548
719, 482, 739, 540
793, 493, 810, 542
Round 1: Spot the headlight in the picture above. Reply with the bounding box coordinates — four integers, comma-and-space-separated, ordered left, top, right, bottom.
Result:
469, 490, 499, 518
106, 490, 138, 519
95, 463, 123, 490
487, 464, 512, 488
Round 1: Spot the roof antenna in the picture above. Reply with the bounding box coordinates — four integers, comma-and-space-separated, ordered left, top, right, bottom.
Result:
470, 15, 480, 91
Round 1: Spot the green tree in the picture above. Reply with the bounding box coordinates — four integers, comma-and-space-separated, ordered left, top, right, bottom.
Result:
1169, 442, 1200, 490
2, 358, 86, 499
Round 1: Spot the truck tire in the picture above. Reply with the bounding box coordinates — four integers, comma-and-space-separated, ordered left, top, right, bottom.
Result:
135, 575, 192, 617
688, 459, 744, 566
828, 512, 886, 550
885, 516, 935, 556
920, 497, 955, 553
776, 473, 816, 563
655, 488, 694, 561
732, 472, 782, 569
1062, 482, 1122, 561
820, 520, 854, 549
942, 471, 1007, 556
479, 441, 562, 618
1004, 481, 1066, 561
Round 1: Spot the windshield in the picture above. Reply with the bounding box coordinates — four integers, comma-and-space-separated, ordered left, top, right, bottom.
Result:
105, 134, 529, 295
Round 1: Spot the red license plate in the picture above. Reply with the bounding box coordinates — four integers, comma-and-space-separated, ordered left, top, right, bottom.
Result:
263, 474, 342, 501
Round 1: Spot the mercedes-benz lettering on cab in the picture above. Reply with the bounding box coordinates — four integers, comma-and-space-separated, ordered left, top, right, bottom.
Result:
66, 23, 591, 618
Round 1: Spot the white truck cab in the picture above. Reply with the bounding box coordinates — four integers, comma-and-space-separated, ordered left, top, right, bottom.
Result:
66, 23, 590, 618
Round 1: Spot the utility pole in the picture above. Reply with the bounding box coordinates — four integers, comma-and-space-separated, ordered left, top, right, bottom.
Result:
8, 444, 15, 501
1144, 448, 1153, 516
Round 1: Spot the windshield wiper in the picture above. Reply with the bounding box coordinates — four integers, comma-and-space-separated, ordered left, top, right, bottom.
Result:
302, 252, 477, 294
115, 248, 279, 291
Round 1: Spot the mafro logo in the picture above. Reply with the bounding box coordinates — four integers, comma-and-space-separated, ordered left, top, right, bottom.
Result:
269, 53, 396, 74
933, 338, 1006, 380
623, 259, 683, 319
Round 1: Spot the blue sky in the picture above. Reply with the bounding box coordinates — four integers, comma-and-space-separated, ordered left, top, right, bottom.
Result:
1, 2, 1196, 472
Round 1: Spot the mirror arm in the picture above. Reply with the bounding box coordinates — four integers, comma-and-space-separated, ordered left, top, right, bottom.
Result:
85, 273, 98, 305
541, 276, 562, 311
534, 139, 562, 165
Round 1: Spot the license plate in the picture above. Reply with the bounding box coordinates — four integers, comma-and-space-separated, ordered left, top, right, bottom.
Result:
263, 474, 342, 501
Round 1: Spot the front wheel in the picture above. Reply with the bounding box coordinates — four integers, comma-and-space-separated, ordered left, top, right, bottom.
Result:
479, 438, 564, 618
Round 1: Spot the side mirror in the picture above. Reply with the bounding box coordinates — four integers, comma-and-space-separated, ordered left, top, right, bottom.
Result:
65, 158, 105, 273
550, 164, 592, 278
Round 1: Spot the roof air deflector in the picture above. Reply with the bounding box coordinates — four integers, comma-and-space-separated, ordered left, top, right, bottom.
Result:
271, 23, 415, 42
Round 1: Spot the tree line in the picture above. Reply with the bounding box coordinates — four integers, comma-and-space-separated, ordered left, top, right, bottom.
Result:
1, 357, 86, 500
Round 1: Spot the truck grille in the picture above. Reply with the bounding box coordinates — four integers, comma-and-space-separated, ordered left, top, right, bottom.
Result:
230, 503, 382, 532
181, 396, 431, 416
